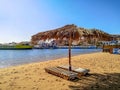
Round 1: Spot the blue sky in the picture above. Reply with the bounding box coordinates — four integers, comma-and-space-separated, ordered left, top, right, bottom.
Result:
0, 0, 120, 43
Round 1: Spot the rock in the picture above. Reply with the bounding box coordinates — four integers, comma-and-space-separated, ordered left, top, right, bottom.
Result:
31, 24, 114, 45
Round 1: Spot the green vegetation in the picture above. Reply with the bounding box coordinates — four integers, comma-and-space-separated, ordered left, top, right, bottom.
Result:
15, 45, 33, 49
0, 44, 33, 49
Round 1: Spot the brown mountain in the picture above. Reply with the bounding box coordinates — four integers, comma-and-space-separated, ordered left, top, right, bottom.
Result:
31, 24, 113, 45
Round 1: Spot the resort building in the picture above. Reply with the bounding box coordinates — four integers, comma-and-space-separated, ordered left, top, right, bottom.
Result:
34, 39, 57, 48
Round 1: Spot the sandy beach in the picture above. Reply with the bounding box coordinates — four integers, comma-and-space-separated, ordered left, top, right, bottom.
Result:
0, 52, 120, 90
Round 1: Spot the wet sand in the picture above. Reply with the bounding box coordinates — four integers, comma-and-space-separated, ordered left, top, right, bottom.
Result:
0, 52, 120, 90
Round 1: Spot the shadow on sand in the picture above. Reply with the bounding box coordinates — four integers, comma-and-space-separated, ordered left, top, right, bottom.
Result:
69, 73, 120, 90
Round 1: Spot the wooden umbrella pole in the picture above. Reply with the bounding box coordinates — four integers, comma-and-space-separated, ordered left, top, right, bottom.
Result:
69, 31, 72, 71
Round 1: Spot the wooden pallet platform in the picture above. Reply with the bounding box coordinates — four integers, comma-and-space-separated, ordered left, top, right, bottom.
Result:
57, 65, 90, 77
45, 67, 78, 80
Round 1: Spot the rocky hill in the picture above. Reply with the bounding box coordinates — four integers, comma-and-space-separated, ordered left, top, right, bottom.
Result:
31, 24, 113, 45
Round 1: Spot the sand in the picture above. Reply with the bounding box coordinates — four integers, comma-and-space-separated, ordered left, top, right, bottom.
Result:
0, 52, 120, 90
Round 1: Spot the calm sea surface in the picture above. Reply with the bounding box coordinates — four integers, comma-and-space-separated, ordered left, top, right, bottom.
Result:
0, 49, 102, 68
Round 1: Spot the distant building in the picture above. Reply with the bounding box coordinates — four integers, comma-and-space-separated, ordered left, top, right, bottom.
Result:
34, 39, 57, 48
8, 42, 17, 46
19, 41, 31, 45
101, 40, 120, 45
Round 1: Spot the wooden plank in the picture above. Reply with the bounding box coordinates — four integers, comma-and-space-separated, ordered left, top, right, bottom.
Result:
57, 65, 90, 77
45, 67, 78, 80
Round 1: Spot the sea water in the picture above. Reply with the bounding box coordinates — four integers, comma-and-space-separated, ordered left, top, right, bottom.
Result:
0, 49, 102, 68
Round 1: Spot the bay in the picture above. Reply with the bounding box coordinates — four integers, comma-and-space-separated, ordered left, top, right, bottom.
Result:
0, 49, 102, 68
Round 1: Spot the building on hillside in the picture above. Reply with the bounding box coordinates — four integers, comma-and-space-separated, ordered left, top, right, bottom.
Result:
101, 40, 120, 45
34, 39, 57, 49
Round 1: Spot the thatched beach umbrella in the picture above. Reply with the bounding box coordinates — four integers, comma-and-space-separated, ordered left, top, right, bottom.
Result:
66, 25, 79, 71
68, 31, 72, 71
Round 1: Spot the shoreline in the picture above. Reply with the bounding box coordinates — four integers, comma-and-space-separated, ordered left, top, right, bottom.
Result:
0, 50, 102, 69
0, 52, 120, 90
